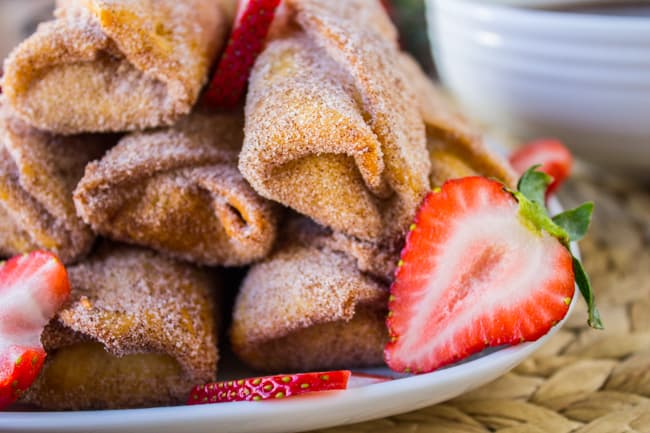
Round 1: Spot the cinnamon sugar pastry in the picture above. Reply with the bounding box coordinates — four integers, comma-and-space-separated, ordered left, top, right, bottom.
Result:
398, 53, 517, 188
288, 217, 398, 283
231, 218, 389, 372
314, 57, 517, 278
22, 244, 219, 409
2, 0, 233, 134
0, 103, 110, 263
74, 111, 279, 267
240, 0, 431, 245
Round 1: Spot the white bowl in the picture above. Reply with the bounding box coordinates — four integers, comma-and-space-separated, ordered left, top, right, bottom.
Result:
427, 0, 650, 174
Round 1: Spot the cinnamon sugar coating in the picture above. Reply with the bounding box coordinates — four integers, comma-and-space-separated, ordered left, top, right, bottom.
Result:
230, 218, 389, 372
23, 244, 220, 409
321, 58, 517, 282
269, 0, 399, 43
240, 0, 514, 248
0, 102, 111, 263
74, 111, 279, 267
287, 216, 399, 283
2, 0, 233, 134
240, 0, 430, 245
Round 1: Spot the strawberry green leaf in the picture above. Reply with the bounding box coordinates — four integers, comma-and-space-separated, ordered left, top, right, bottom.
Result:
552, 203, 594, 242
517, 166, 553, 208
573, 256, 604, 330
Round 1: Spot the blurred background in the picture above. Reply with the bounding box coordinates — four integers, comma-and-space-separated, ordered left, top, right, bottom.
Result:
1, 0, 648, 175
0, 1, 53, 62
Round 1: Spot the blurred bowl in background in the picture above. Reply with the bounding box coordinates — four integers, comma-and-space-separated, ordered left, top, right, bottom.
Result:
427, 0, 650, 175
0, 0, 53, 61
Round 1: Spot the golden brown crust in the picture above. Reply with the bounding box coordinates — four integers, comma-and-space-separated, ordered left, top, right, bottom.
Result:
287, 216, 399, 283
398, 53, 518, 187
230, 218, 389, 371
272, 0, 398, 44
24, 244, 219, 409
74, 111, 280, 266
236, 307, 387, 372
2, 0, 231, 134
240, 0, 430, 244
0, 102, 110, 263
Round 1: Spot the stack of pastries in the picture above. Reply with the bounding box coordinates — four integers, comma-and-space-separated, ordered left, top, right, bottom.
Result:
0, 0, 515, 409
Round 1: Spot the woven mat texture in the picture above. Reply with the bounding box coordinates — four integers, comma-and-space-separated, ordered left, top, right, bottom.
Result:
316, 168, 650, 433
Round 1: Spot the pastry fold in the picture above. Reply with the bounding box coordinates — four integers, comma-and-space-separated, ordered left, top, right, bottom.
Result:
240, 0, 431, 244
2, 0, 232, 134
0, 103, 110, 263
321, 58, 517, 276
287, 217, 398, 283
231, 218, 389, 372
23, 244, 219, 409
74, 111, 279, 266
398, 54, 517, 188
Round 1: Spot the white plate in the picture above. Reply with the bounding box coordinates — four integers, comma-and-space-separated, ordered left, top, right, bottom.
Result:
0, 198, 577, 433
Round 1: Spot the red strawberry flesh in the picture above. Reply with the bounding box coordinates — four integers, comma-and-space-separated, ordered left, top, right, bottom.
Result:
0, 346, 45, 408
510, 139, 573, 196
0, 251, 70, 409
203, 0, 281, 108
385, 177, 575, 374
0, 252, 69, 343
188, 370, 350, 404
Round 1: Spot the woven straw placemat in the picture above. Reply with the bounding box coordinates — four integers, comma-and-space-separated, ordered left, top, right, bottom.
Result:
316, 167, 650, 433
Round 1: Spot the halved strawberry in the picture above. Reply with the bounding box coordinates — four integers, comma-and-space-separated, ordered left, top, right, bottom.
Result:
385, 170, 600, 374
202, 0, 281, 108
510, 139, 573, 196
0, 251, 70, 409
188, 370, 350, 404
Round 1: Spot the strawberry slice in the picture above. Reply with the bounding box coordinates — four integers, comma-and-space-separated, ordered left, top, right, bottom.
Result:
510, 139, 573, 196
203, 0, 281, 108
188, 370, 350, 404
0, 251, 70, 409
0, 346, 46, 409
385, 169, 601, 374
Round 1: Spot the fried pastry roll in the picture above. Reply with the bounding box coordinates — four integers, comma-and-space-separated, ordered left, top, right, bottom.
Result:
74, 111, 279, 267
0, 103, 110, 263
22, 244, 219, 409
398, 53, 517, 188
2, 0, 233, 134
313, 56, 519, 274
287, 217, 398, 284
240, 0, 431, 245
309, 57, 518, 280
231, 218, 389, 372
